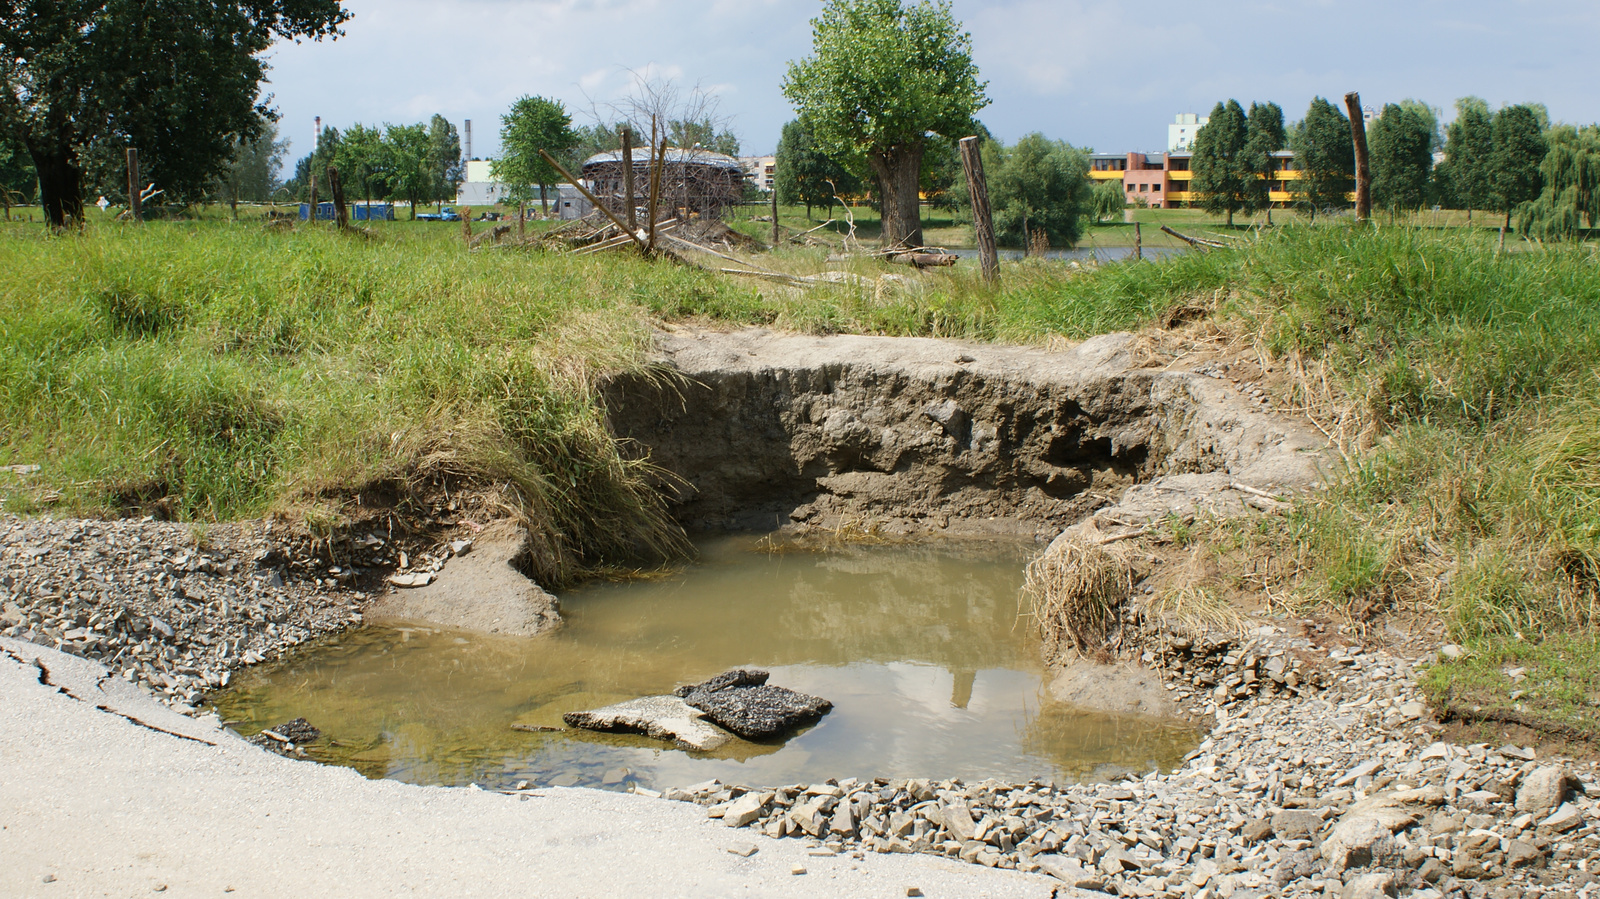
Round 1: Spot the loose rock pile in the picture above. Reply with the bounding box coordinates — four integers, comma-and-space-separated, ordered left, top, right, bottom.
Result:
1137, 624, 1326, 714
669, 643, 1599, 899
0, 515, 364, 711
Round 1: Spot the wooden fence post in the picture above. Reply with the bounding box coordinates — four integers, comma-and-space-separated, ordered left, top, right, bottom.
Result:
959, 136, 999, 284
1344, 92, 1372, 223
1134, 222, 1142, 261
308, 172, 318, 222
127, 148, 141, 223
327, 166, 349, 229
621, 126, 636, 232
771, 188, 779, 247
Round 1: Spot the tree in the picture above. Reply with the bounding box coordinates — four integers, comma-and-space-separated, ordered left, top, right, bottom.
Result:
566, 123, 624, 172
1191, 100, 1250, 225
1517, 124, 1600, 240
983, 133, 1091, 251
1369, 103, 1434, 215
285, 125, 341, 202
214, 115, 286, 214
1241, 101, 1286, 218
425, 115, 463, 208
1090, 177, 1125, 224
0, 131, 36, 219
1443, 97, 1494, 220
492, 95, 577, 216
774, 118, 860, 219
1488, 104, 1546, 232
335, 123, 390, 208
385, 123, 431, 220
783, 0, 989, 248
1291, 97, 1355, 221
667, 119, 739, 156
0, 0, 349, 227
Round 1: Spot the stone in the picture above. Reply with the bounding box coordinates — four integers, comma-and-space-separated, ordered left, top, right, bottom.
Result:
727, 842, 758, 858
723, 792, 766, 828
1342, 872, 1397, 899
1242, 817, 1273, 843
1505, 839, 1543, 867
368, 521, 559, 636
1439, 644, 1466, 660
676, 669, 832, 740
1336, 759, 1384, 787
1035, 856, 1105, 891
942, 799, 976, 842
1271, 849, 1320, 887
1271, 810, 1323, 842
1416, 858, 1447, 884
1516, 766, 1578, 817
1540, 803, 1583, 833
562, 695, 733, 751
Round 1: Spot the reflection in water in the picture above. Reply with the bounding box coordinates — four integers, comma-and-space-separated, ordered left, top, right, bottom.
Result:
213, 536, 1203, 790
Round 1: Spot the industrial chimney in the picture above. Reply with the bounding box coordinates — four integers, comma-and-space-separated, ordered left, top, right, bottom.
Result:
465, 120, 472, 160
314, 116, 321, 150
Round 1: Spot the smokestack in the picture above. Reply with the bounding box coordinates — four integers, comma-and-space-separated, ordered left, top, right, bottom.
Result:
315, 116, 321, 150
465, 120, 472, 160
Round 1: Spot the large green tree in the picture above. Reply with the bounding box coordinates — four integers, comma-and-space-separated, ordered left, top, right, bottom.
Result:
1517, 124, 1600, 240
492, 95, 577, 215
1291, 97, 1355, 221
774, 118, 860, 219
334, 123, 390, 208
425, 114, 463, 208
1488, 103, 1546, 231
783, 0, 988, 248
1441, 97, 1494, 219
1241, 101, 1286, 218
385, 123, 431, 219
214, 115, 286, 214
0, 0, 348, 227
1191, 100, 1250, 225
1369, 103, 1435, 215
982, 133, 1091, 251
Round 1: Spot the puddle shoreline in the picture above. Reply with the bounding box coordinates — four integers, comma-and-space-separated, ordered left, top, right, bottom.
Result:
213, 536, 1204, 791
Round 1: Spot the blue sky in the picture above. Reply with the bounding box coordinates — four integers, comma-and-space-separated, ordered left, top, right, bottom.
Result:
262, 0, 1600, 161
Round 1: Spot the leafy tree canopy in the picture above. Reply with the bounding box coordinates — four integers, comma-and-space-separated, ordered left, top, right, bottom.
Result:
492, 95, 578, 212
0, 131, 36, 213
1241, 101, 1286, 215
784, 0, 988, 247
214, 115, 286, 208
1518, 124, 1600, 240
774, 118, 861, 218
1291, 96, 1355, 220
1089, 177, 1125, 224
426, 115, 464, 207
1489, 104, 1546, 221
0, 0, 350, 226
961, 133, 1090, 250
1443, 97, 1495, 214
1191, 100, 1250, 225
1369, 103, 1435, 213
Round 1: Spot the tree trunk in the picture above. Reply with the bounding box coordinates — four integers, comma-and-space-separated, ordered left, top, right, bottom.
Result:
29, 144, 85, 229
869, 143, 924, 249
540, 182, 550, 217
1227, 208, 1234, 227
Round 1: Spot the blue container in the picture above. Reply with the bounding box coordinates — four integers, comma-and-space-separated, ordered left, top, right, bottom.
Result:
354, 204, 394, 221
298, 202, 337, 221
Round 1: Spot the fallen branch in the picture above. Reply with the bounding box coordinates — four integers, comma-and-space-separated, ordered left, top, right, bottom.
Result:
537, 150, 645, 250
887, 251, 958, 267
1160, 225, 1227, 249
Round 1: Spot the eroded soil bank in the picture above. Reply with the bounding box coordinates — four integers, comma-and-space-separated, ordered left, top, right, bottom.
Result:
601, 328, 1324, 537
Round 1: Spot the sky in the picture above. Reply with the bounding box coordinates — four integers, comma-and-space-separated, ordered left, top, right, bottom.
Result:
262, 0, 1600, 163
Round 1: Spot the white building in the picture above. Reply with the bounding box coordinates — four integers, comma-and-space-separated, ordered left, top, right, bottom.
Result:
1168, 113, 1209, 153
457, 159, 505, 207
739, 155, 777, 192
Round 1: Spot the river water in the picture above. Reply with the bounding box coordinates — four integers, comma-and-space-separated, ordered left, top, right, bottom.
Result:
212, 536, 1202, 792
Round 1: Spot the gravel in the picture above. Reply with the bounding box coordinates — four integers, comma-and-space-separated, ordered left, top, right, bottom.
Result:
0, 514, 368, 711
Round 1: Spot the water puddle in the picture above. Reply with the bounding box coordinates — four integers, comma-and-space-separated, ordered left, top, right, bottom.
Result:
212, 536, 1202, 791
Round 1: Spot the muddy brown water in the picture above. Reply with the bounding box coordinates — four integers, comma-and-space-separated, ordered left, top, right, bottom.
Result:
213, 536, 1202, 791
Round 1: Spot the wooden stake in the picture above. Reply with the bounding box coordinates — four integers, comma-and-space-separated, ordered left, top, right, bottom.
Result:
308, 172, 318, 222
1134, 222, 1142, 261
958, 136, 999, 284
1344, 92, 1371, 223
127, 148, 141, 223
461, 207, 472, 245
621, 127, 637, 232
326, 166, 349, 229
647, 137, 666, 253
771, 188, 779, 247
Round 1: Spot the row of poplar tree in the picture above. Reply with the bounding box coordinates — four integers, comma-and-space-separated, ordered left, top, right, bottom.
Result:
1188, 97, 1550, 230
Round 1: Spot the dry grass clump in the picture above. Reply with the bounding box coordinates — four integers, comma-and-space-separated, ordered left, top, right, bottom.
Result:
1138, 585, 1246, 640
1023, 533, 1136, 662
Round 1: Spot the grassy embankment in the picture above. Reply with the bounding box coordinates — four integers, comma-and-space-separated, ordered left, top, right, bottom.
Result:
0, 218, 1596, 741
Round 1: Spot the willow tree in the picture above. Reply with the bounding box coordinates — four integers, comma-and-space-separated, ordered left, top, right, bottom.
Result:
0, 0, 349, 227
783, 0, 988, 248
1518, 125, 1600, 240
